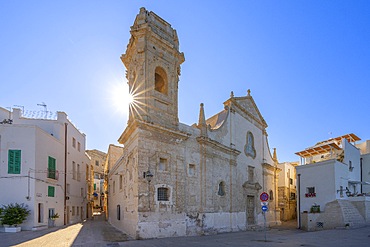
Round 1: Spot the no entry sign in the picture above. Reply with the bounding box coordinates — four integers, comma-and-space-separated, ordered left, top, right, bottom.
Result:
260, 192, 269, 202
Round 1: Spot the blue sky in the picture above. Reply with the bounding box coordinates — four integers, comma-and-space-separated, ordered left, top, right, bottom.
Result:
1, 1, 369, 162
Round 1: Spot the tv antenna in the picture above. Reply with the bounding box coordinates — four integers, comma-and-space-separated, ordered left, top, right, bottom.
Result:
37, 102, 48, 118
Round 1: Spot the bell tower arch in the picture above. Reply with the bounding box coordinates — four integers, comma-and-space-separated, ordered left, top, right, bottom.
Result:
121, 7, 185, 130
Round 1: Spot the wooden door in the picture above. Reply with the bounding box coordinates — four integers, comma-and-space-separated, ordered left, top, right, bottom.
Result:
247, 195, 255, 225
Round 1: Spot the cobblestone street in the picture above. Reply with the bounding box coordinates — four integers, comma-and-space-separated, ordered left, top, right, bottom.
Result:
1, 217, 369, 247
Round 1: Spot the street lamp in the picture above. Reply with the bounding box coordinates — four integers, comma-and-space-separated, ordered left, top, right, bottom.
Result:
143, 170, 154, 211
144, 170, 153, 183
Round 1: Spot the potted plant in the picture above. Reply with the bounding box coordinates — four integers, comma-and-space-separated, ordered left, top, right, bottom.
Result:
0, 207, 3, 223
1, 203, 30, 232
50, 213, 59, 220
310, 204, 320, 213
49, 213, 59, 227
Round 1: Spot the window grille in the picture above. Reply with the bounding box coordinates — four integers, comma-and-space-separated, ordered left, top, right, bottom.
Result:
157, 187, 169, 201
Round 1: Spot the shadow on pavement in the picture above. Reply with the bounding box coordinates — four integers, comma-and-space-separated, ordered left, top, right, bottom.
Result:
0, 225, 70, 246
270, 219, 299, 231
71, 214, 130, 246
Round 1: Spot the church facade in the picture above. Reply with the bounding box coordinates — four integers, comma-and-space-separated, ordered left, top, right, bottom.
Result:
106, 7, 280, 239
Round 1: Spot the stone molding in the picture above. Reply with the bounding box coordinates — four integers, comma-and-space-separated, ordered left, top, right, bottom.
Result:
196, 136, 241, 158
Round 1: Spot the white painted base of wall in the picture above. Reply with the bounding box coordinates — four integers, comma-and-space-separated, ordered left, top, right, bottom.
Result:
31, 225, 48, 231
4, 227, 21, 233
136, 212, 247, 239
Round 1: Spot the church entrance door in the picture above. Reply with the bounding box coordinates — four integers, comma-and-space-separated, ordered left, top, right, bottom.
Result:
247, 195, 255, 225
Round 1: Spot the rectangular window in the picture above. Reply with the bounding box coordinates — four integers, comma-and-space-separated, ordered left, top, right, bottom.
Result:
77, 206, 79, 216
48, 186, 55, 197
72, 206, 75, 216
81, 188, 84, 197
289, 178, 293, 185
66, 183, 70, 194
47, 156, 56, 179
113, 181, 116, 194
77, 142, 81, 152
158, 158, 167, 171
77, 164, 81, 181
290, 192, 296, 200
307, 187, 315, 193
95, 160, 99, 166
119, 175, 123, 190
72, 137, 76, 148
305, 187, 316, 197
94, 183, 96, 190
38, 203, 43, 223
188, 164, 195, 176
349, 161, 353, 171
86, 164, 89, 180
157, 187, 169, 201
72, 161, 76, 180
8, 150, 21, 174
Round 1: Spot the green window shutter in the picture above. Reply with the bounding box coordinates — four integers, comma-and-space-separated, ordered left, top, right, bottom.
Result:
48, 156, 56, 179
48, 186, 55, 197
94, 183, 96, 190
8, 150, 21, 174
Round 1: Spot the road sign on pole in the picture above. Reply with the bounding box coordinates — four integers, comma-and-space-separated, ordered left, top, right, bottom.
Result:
260, 192, 269, 202
262, 205, 268, 212
261, 201, 269, 206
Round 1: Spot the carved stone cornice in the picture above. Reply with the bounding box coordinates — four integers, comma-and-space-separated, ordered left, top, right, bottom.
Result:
118, 120, 137, 145
196, 136, 241, 157
262, 162, 281, 172
242, 181, 262, 191
118, 119, 190, 145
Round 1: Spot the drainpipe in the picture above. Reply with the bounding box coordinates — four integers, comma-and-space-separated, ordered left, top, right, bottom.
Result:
64, 123, 68, 225
360, 158, 363, 194
297, 173, 301, 229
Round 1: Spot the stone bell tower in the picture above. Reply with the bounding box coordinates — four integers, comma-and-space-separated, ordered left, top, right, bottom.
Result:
121, 7, 185, 130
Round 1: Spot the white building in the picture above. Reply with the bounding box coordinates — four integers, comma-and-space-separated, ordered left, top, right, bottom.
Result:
356, 140, 370, 195
0, 107, 89, 230
295, 134, 370, 230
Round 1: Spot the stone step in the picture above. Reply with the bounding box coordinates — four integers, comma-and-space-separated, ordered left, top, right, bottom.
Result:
337, 200, 366, 228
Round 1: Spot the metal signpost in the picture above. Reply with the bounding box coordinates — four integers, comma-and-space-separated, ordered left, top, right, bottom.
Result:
260, 192, 269, 242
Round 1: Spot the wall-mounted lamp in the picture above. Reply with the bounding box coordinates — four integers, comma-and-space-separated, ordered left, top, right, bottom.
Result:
143, 170, 154, 183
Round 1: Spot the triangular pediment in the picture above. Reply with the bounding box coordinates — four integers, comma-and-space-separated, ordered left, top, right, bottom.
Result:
224, 91, 267, 129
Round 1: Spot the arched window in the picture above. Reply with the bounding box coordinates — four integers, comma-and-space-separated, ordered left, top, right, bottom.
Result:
218, 181, 225, 196
269, 190, 274, 201
117, 205, 121, 220
154, 67, 168, 95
